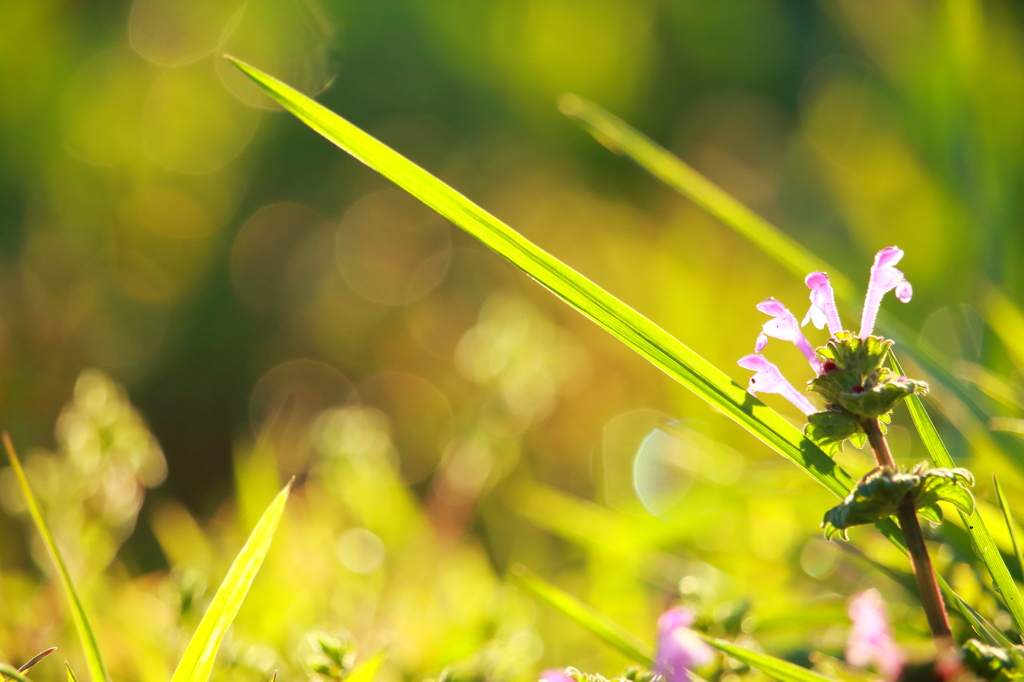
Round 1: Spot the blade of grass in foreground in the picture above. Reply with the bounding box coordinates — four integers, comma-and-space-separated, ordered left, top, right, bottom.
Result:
890, 354, 1024, 634
703, 638, 835, 682
65, 665, 79, 682
225, 56, 854, 503
169, 480, 291, 682
226, 60, 1001, 641
514, 565, 832, 682
511, 564, 655, 666
1, 434, 109, 682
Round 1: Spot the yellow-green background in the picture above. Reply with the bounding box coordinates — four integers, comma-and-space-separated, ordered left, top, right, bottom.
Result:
2, 1, 1024, 681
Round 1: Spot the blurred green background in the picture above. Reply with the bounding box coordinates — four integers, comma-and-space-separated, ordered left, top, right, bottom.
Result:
3, 1, 1024, 682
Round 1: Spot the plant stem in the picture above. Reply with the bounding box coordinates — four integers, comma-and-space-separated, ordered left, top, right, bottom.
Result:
863, 418, 952, 642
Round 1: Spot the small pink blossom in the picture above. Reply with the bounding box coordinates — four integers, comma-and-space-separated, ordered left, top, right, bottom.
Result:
846, 590, 904, 680
737, 354, 817, 415
539, 670, 574, 682
755, 298, 823, 374
860, 247, 913, 338
655, 607, 714, 682
802, 272, 843, 336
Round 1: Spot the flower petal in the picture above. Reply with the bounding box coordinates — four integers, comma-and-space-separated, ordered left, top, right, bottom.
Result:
860, 246, 913, 338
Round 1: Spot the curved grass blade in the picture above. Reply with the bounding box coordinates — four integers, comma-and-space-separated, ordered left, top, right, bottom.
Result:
994, 476, 1024, 579
889, 356, 1024, 634
1, 434, 109, 682
511, 564, 655, 666
702, 637, 834, 682
557, 94, 849, 301
225, 56, 855, 503
17, 649, 56, 677
169, 480, 292, 682
561, 96, 1024, 474
66, 664, 79, 682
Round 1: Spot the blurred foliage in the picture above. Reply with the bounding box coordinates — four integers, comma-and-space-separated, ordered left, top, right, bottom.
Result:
5, 2, 1024, 682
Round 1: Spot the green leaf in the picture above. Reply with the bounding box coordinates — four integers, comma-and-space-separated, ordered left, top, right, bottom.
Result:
556, 95, 847, 301
822, 464, 974, 540
804, 411, 861, 457
169, 480, 292, 682
511, 564, 655, 666
1, 434, 109, 682
994, 476, 1024, 582
226, 56, 855, 505
702, 637, 835, 682
891, 354, 1024, 634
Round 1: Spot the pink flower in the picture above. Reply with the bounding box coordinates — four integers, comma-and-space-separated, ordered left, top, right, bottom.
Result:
755, 298, 823, 374
737, 354, 817, 416
802, 272, 843, 336
738, 246, 912, 419
539, 670, 574, 682
655, 608, 714, 682
846, 590, 904, 680
860, 247, 912, 338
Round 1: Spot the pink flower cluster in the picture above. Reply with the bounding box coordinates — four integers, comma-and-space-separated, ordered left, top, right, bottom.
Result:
738, 247, 913, 415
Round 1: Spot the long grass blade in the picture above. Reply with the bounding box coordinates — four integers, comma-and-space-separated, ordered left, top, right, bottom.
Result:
226, 56, 856, 504
65, 664, 79, 682
889, 355, 1024, 634
511, 564, 655, 666
994, 476, 1024, 580
168, 480, 292, 682
1, 434, 109, 682
703, 637, 835, 682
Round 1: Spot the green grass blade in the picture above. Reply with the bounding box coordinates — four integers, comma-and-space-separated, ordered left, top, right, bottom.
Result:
66, 664, 80, 682
226, 56, 855, 503
511, 564, 655, 666
889, 356, 1024, 634
557, 95, 851, 301
702, 637, 835, 682
994, 476, 1024, 582
169, 480, 292, 682
17, 650, 56, 677
1, 434, 109, 682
